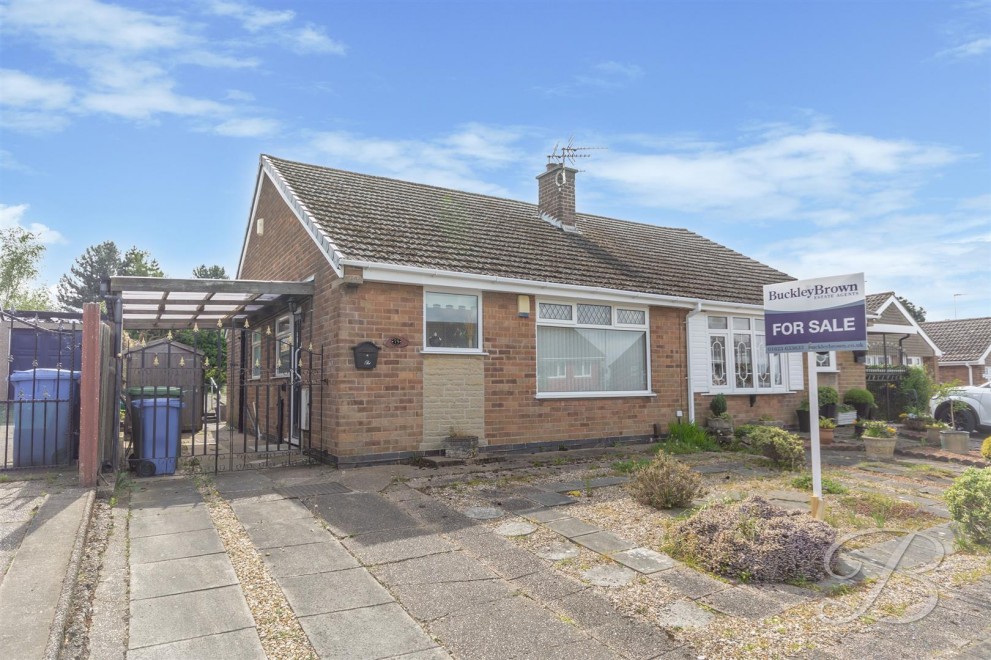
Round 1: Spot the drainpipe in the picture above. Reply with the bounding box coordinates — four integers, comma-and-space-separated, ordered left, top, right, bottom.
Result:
685, 302, 703, 423
897, 334, 911, 367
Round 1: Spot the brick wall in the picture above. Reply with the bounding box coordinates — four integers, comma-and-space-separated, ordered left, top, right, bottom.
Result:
422, 355, 485, 450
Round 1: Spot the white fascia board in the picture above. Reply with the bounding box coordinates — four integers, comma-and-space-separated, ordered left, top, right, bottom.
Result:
240, 157, 345, 278
868, 323, 918, 335
868, 297, 943, 356
978, 344, 991, 364
348, 260, 769, 313
938, 359, 982, 366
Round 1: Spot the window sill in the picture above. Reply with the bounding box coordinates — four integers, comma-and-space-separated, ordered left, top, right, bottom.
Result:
706, 388, 794, 396
536, 391, 657, 400
420, 350, 489, 356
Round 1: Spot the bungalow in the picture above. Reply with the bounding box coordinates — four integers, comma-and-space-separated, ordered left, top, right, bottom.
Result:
921, 317, 991, 386
236, 155, 808, 466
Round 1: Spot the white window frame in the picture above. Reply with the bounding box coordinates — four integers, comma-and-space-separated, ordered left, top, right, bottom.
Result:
250, 331, 261, 380
274, 314, 292, 378
422, 288, 484, 354
905, 356, 923, 367
815, 351, 838, 373
535, 298, 653, 399
706, 315, 787, 394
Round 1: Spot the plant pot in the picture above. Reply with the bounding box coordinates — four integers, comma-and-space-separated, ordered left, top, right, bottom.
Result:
939, 430, 970, 455
853, 403, 872, 420
818, 427, 835, 444
854, 424, 865, 438
926, 428, 942, 446
863, 437, 896, 460
796, 409, 811, 433
819, 403, 837, 420
836, 411, 857, 426
444, 435, 479, 458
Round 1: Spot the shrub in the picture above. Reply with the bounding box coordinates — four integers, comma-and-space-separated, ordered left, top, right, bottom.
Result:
741, 425, 805, 470
900, 366, 934, 411
862, 420, 896, 438
628, 453, 708, 509
843, 388, 875, 407
709, 394, 728, 417
668, 496, 837, 583
660, 421, 719, 454
818, 386, 839, 406
944, 468, 991, 547
818, 416, 837, 429
982, 437, 991, 461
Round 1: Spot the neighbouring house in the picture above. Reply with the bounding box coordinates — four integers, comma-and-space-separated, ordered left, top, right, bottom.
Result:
921, 317, 991, 386
235, 155, 814, 466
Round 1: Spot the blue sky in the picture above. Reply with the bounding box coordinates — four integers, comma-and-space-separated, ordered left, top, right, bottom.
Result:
1, 0, 989, 321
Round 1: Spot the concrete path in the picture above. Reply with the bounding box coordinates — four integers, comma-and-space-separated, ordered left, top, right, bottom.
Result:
0, 480, 92, 660
127, 478, 266, 659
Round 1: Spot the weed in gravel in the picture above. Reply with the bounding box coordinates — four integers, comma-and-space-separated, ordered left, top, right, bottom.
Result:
611, 458, 651, 474
658, 422, 719, 455
790, 473, 848, 495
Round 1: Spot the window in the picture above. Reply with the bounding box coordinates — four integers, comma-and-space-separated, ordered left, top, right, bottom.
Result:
275, 315, 292, 377
251, 332, 261, 379
707, 315, 783, 392
537, 300, 649, 396
424, 291, 481, 351
815, 351, 837, 372
905, 356, 923, 367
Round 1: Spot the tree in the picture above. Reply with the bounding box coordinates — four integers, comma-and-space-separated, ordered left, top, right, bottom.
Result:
897, 296, 926, 323
0, 227, 54, 311
192, 264, 228, 279
57, 241, 163, 311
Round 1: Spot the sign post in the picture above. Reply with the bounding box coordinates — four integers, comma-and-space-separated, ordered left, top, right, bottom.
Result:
763, 273, 867, 520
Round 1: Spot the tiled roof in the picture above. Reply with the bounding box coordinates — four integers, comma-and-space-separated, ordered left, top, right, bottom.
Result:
920, 317, 991, 362
866, 292, 894, 315
264, 156, 795, 306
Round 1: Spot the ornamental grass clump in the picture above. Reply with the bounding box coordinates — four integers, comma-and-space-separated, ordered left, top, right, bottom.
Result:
739, 425, 805, 470
628, 453, 708, 509
944, 468, 991, 547
981, 437, 991, 462
669, 495, 837, 583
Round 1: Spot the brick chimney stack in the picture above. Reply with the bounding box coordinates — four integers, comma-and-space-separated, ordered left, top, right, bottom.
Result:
537, 163, 579, 232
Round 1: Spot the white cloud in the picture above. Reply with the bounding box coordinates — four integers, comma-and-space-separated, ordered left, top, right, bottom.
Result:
590, 127, 959, 223
205, 1, 345, 54
937, 36, 991, 58
0, 203, 65, 244
206, 1, 295, 32
289, 24, 347, 55
542, 60, 644, 96
214, 117, 280, 137
0, 69, 73, 109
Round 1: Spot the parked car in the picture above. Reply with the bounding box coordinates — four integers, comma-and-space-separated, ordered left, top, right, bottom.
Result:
930, 382, 991, 433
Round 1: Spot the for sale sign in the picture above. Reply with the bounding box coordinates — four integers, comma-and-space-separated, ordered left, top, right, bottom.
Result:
763, 273, 867, 354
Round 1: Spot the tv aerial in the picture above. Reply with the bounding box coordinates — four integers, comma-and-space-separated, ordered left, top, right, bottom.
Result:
547, 137, 605, 186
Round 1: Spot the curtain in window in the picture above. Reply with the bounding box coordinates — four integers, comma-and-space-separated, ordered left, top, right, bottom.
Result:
537, 326, 646, 393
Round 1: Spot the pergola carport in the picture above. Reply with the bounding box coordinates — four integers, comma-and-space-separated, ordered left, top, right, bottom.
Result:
103, 276, 318, 474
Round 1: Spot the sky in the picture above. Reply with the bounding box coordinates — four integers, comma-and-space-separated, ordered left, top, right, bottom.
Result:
1, 0, 989, 322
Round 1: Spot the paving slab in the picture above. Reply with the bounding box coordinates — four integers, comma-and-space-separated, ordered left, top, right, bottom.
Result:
522, 508, 572, 524
129, 584, 256, 650
131, 553, 238, 600
130, 528, 225, 564
583, 564, 637, 587
545, 517, 600, 538
342, 527, 454, 565
276, 481, 352, 499
489, 497, 542, 513
477, 547, 546, 580
611, 547, 678, 574
494, 521, 537, 536
212, 470, 275, 494
511, 569, 586, 601
130, 483, 203, 510
533, 540, 580, 561
588, 476, 629, 488
649, 566, 730, 599
261, 540, 359, 577
0, 495, 45, 523
535, 640, 620, 660
545, 480, 587, 493
701, 585, 791, 619
404, 498, 476, 533
550, 588, 626, 628
127, 627, 265, 660
392, 578, 515, 620
526, 491, 579, 507
572, 530, 636, 554
309, 492, 418, 536
299, 602, 437, 659
241, 516, 331, 550
589, 614, 683, 658
427, 594, 587, 660
463, 505, 504, 520
371, 550, 496, 586
129, 506, 214, 538
229, 498, 313, 528
655, 599, 716, 629
279, 566, 393, 616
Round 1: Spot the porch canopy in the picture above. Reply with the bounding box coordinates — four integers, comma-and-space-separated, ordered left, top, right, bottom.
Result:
107, 276, 314, 330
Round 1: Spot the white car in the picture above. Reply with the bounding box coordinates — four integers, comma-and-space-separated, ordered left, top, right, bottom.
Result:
931, 382, 991, 434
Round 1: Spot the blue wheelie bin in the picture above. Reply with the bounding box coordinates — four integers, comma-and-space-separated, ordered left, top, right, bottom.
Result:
9, 368, 80, 467
131, 397, 182, 476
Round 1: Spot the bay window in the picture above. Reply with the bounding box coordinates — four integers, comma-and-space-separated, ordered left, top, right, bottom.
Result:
707, 315, 782, 392
537, 300, 650, 396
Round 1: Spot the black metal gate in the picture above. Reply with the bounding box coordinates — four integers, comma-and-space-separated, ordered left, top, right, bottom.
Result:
866, 366, 908, 422
1, 312, 82, 470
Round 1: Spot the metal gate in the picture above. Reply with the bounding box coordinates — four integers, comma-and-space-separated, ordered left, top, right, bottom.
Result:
1, 313, 82, 470
866, 366, 908, 422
